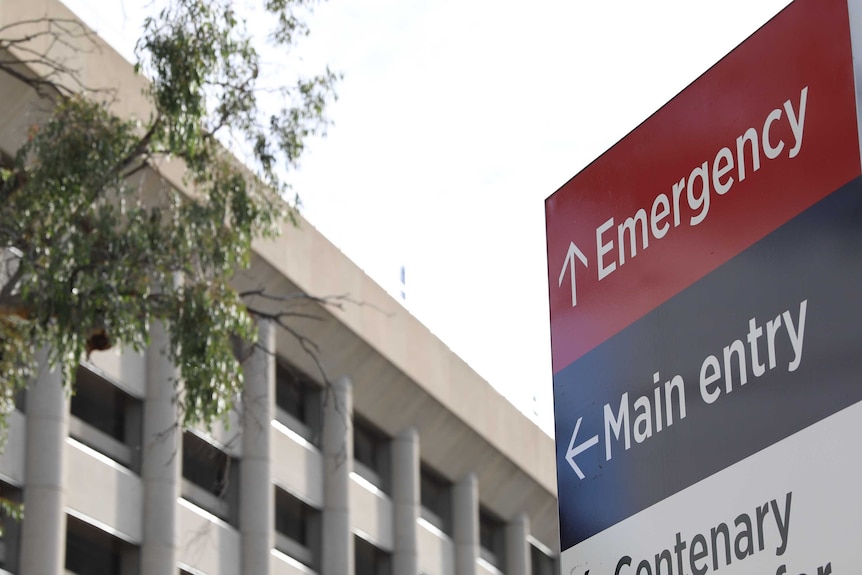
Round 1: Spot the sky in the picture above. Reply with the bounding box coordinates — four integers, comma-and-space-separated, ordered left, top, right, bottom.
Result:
62, 0, 793, 436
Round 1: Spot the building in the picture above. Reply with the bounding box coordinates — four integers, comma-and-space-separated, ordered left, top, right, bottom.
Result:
0, 1, 560, 574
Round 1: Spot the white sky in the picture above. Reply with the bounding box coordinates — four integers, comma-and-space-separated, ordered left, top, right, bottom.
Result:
62, 0, 792, 436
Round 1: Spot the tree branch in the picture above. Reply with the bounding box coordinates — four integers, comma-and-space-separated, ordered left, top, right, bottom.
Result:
0, 16, 101, 98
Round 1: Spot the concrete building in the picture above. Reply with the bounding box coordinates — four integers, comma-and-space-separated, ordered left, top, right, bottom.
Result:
0, 1, 560, 574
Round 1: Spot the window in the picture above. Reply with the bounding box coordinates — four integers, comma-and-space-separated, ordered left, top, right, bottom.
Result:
353, 418, 391, 493
70, 366, 142, 471
479, 508, 505, 568
355, 536, 391, 575
0, 482, 21, 574
275, 363, 321, 444
12, 387, 25, 413
274, 487, 320, 570
531, 544, 555, 575
181, 432, 239, 526
65, 516, 138, 575
419, 465, 451, 534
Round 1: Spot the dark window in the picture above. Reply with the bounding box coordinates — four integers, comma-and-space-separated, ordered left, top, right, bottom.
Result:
353, 418, 390, 492
275, 363, 321, 443
181, 432, 238, 526
419, 465, 451, 534
65, 516, 137, 575
531, 544, 556, 575
0, 482, 21, 573
276, 363, 304, 422
12, 387, 25, 413
70, 366, 142, 471
182, 432, 232, 497
72, 367, 125, 440
274, 488, 320, 570
479, 508, 505, 567
355, 536, 391, 575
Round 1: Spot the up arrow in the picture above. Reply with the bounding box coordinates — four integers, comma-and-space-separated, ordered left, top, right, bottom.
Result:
566, 416, 599, 480
558, 241, 588, 307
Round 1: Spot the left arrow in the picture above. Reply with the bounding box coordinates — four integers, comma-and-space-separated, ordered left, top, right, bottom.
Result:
558, 241, 588, 307
566, 416, 599, 480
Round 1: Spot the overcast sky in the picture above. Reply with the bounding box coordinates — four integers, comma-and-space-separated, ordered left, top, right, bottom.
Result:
63, 0, 793, 436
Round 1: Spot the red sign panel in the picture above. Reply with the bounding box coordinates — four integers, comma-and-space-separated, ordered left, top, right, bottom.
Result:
545, 0, 861, 374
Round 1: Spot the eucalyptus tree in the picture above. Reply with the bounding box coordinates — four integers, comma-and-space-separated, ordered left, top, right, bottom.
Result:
0, 0, 338, 429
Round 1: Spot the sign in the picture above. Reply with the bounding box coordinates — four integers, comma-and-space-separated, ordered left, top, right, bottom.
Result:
545, 1, 862, 573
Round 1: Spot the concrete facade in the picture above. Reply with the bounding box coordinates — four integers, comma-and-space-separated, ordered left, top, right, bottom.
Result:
0, 1, 560, 574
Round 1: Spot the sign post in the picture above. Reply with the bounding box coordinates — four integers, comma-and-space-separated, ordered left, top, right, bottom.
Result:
545, 1, 862, 573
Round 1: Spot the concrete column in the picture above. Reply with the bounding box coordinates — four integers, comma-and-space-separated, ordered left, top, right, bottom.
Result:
240, 320, 275, 575
392, 427, 419, 575
322, 376, 353, 575
20, 352, 69, 575
453, 473, 479, 575
141, 322, 181, 575
506, 512, 530, 575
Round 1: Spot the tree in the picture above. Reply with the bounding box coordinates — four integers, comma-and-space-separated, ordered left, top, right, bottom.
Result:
0, 0, 339, 429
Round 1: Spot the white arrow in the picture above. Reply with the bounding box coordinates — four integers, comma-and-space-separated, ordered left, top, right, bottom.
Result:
566, 416, 599, 480
558, 241, 588, 307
